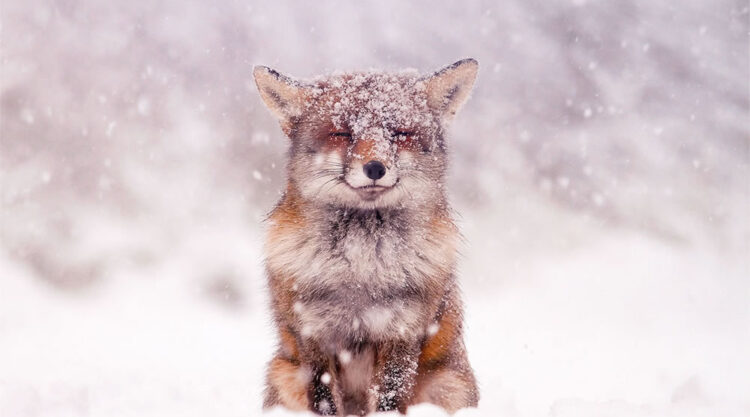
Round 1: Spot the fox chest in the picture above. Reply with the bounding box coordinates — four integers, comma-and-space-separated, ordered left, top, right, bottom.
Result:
266, 215, 447, 347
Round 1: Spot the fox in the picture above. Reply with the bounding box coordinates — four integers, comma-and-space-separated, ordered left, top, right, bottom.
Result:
253, 58, 479, 416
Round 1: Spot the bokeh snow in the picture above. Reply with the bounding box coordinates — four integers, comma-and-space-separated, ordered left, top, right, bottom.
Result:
1, 1, 748, 416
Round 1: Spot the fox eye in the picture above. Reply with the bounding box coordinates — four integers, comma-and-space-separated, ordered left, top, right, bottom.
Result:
330, 131, 352, 139
392, 130, 412, 140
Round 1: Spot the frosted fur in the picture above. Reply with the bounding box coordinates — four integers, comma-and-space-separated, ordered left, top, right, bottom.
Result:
257, 60, 479, 415
265, 206, 457, 348
254, 61, 479, 211
309, 71, 438, 152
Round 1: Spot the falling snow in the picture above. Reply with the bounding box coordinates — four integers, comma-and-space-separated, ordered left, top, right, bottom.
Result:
0, 0, 747, 416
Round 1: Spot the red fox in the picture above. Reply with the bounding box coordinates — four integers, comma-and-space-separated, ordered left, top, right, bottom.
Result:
253, 59, 479, 415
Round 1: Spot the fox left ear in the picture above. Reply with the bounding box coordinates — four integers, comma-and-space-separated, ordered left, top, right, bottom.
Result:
423, 58, 479, 119
253, 66, 308, 130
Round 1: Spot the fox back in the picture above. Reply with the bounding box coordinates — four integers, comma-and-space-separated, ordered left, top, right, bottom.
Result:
254, 59, 479, 416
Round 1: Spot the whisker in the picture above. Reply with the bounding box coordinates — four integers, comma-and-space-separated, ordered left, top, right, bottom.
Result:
312, 177, 343, 199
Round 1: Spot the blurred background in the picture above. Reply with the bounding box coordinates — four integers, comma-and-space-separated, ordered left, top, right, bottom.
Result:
1, 1, 748, 416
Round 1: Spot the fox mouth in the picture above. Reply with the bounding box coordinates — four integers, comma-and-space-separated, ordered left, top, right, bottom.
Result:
346, 182, 397, 201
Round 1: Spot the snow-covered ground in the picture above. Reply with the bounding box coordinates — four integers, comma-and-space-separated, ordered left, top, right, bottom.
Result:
1, 1, 748, 416
1, 203, 747, 417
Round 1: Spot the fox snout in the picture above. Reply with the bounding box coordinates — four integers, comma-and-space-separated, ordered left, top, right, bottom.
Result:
344, 154, 399, 191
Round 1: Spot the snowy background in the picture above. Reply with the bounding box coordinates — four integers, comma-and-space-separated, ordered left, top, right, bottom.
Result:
1, 1, 748, 416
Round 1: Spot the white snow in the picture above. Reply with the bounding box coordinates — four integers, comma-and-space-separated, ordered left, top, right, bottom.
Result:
1, 0, 748, 416
0, 202, 747, 417
320, 373, 331, 385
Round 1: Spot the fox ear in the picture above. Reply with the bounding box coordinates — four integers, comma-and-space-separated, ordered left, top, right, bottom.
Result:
423, 58, 478, 119
253, 66, 307, 126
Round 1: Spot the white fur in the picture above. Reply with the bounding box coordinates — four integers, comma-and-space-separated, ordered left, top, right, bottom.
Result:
295, 147, 439, 211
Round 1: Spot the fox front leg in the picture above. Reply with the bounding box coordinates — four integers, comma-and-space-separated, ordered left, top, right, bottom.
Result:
308, 365, 338, 415
374, 341, 420, 413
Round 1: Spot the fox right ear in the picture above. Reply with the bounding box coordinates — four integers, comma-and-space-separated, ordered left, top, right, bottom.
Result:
423, 58, 479, 120
253, 66, 307, 127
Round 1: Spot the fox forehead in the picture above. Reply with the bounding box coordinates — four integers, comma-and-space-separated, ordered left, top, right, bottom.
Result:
302, 71, 440, 136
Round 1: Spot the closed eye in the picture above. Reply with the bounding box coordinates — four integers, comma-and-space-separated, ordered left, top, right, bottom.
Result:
330, 132, 352, 138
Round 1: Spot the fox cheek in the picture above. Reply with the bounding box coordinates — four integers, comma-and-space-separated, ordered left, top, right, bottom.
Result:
396, 151, 415, 169
311, 150, 344, 170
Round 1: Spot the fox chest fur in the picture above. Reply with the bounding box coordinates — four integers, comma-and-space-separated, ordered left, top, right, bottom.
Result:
266, 199, 457, 351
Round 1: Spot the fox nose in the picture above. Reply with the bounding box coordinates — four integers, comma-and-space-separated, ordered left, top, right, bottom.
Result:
363, 160, 386, 180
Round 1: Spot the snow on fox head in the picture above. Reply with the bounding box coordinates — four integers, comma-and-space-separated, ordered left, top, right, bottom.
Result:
253, 59, 478, 210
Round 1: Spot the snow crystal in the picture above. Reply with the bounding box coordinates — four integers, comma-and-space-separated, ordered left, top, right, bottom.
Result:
295, 367, 312, 386
320, 372, 331, 385
20, 108, 34, 124
362, 306, 395, 335
338, 350, 352, 365
137, 97, 151, 115
317, 399, 331, 413
105, 121, 117, 137
251, 131, 270, 145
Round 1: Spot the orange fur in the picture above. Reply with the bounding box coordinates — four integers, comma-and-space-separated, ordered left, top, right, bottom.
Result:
266, 356, 310, 411
413, 368, 478, 413
419, 307, 460, 368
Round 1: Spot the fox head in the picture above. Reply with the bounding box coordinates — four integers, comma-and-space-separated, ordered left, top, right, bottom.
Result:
253, 59, 478, 210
